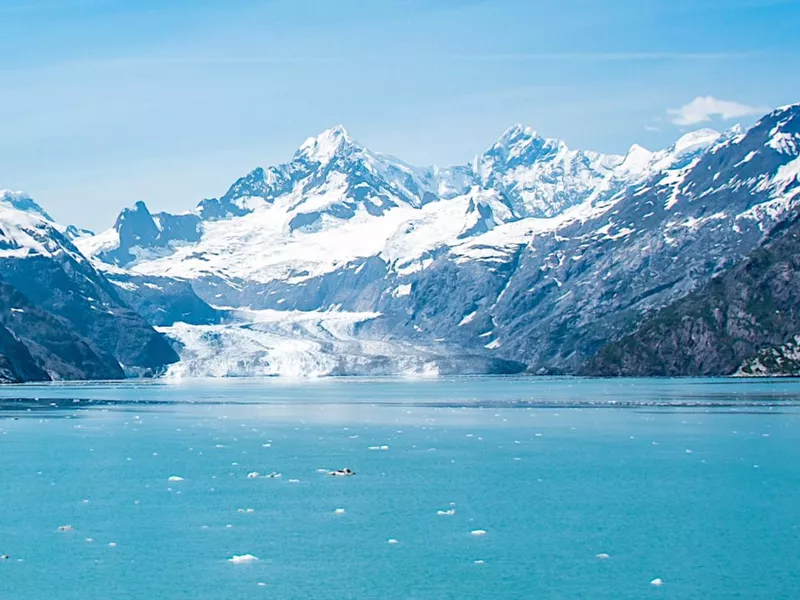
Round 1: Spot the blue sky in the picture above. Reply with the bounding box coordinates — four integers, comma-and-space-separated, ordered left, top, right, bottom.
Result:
1, 0, 798, 230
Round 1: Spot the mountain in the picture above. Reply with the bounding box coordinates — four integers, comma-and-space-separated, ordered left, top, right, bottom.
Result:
69, 103, 800, 377
0, 278, 123, 382
584, 207, 800, 376
0, 191, 179, 380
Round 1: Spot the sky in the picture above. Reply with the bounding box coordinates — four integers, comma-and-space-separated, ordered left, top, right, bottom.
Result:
1, 0, 799, 231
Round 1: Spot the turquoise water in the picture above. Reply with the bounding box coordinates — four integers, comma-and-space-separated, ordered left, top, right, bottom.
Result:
1, 377, 799, 599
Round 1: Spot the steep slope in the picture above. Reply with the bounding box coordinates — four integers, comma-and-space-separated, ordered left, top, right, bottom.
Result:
583, 208, 800, 376
0, 191, 179, 376
0, 278, 124, 381
472, 105, 800, 372
0, 323, 49, 383
360, 126, 740, 368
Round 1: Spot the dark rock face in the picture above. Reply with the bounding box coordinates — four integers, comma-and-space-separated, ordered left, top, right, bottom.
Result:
0, 322, 49, 383
99, 201, 202, 266
0, 254, 179, 373
583, 211, 800, 376
0, 279, 124, 381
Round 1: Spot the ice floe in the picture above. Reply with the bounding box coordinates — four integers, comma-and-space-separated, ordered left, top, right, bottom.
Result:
470, 529, 487, 536
229, 554, 259, 564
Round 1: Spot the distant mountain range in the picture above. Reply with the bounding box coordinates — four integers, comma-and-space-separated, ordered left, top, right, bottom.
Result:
1, 102, 799, 380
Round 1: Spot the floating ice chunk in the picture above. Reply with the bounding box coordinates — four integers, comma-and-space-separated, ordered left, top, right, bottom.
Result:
387, 539, 399, 545
288, 479, 300, 483
257, 582, 267, 587
596, 553, 610, 559
246, 472, 260, 479
334, 508, 345, 515
108, 542, 117, 547
437, 509, 456, 516
168, 476, 184, 482
470, 529, 487, 536
650, 578, 664, 586
238, 508, 255, 513
474, 560, 485, 564
229, 554, 259, 564
57, 525, 73, 532
368, 445, 389, 451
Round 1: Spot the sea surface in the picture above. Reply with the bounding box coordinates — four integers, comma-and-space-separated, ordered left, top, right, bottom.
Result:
1, 376, 799, 599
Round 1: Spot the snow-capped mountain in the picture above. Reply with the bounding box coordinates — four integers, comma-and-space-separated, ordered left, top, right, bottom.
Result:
77, 123, 705, 288
0, 190, 178, 381
47, 103, 800, 376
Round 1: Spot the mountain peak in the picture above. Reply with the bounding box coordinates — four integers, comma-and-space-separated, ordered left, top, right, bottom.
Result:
114, 200, 154, 231
498, 124, 539, 145
671, 128, 722, 156
0, 190, 54, 221
295, 125, 356, 164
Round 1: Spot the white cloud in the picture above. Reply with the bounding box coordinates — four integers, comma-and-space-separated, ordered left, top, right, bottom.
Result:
667, 96, 765, 126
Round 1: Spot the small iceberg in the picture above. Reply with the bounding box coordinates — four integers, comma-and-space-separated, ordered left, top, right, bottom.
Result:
437, 509, 456, 516
470, 529, 487, 536
229, 554, 259, 564
334, 508, 346, 515
650, 578, 664, 586
387, 539, 399, 545
168, 476, 184, 482
596, 553, 610, 560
